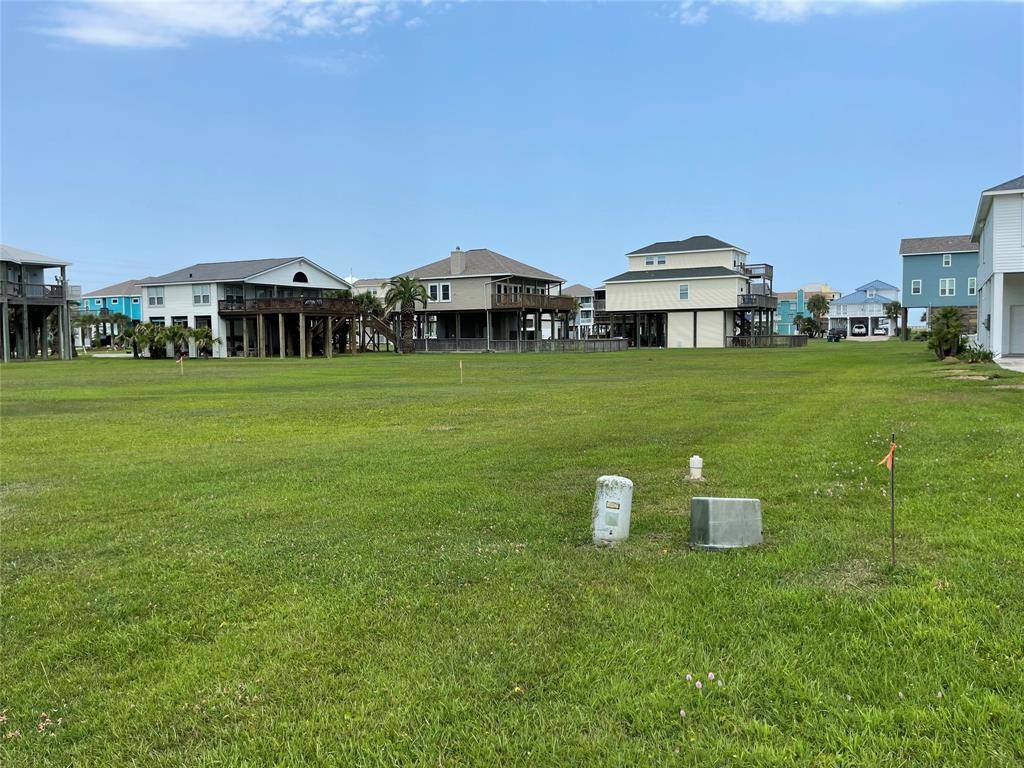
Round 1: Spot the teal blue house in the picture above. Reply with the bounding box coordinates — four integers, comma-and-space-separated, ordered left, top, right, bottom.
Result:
81, 278, 145, 320
774, 283, 841, 334
899, 235, 979, 332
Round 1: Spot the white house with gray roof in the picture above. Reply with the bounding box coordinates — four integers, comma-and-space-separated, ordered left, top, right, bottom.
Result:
973, 174, 1024, 359
563, 283, 596, 339
395, 247, 575, 350
140, 256, 355, 358
827, 280, 899, 336
603, 236, 776, 348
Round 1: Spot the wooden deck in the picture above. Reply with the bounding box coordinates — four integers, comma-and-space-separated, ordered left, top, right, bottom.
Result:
218, 297, 360, 316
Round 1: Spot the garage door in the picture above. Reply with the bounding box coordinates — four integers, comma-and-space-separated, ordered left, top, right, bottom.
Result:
697, 311, 724, 348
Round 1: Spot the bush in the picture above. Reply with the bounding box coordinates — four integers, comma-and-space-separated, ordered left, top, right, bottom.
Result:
927, 307, 966, 359
911, 329, 930, 342
958, 343, 994, 364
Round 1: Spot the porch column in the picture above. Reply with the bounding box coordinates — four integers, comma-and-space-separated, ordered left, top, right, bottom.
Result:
634, 312, 640, 348
58, 305, 67, 360
278, 313, 285, 359
299, 312, 306, 358
1, 302, 9, 362
242, 317, 250, 357
349, 316, 358, 354
42, 310, 50, 359
326, 316, 334, 358
901, 307, 909, 341
517, 311, 522, 352
21, 302, 30, 359
258, 314, 266, 357
485, 309, 492, 351
60, 266, 70, 359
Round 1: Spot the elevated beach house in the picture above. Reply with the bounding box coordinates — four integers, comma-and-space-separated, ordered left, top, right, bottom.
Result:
396, 247, 576, 351
602, 236, 776, 348
899, 235, 979, 336
140, 257, 358, 358
563, 283, 596, 339
973, 174, 1024, 358
1, 244, 75, 361
774, 283, 841, 335
827, 280, 899, 336
80, 277, 147, 347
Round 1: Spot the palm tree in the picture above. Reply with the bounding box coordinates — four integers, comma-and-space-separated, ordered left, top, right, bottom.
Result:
927, 306, 965, 360
157, 324, 191, 359
108, 312, 130, 345
115, 323, 142, 358
884, 301, 901, 336
74, 312, 99, 348
355, 291, 385, 351
805, 294, 830, 337
191, 327, 220, 358
133, 322, 161, 358
384, 276, 428, 354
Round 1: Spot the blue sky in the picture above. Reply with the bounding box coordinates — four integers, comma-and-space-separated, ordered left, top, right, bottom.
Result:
2, 1, 1021, 294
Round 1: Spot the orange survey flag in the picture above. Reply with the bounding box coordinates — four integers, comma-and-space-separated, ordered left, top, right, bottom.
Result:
878, 441, 896, 472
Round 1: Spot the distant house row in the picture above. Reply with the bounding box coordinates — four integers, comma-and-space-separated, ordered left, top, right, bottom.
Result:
63, 234, 783, 358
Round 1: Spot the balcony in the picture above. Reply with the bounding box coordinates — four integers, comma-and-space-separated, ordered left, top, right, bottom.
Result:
3, 282, 66, 301
742, 263, 774, 281
491, 293, 577, 313
593, 299, 607, 311
737, 293, 778, 310
218, 297, 360, 315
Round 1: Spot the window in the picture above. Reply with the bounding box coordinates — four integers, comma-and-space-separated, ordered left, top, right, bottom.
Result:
866, 288, 876, 299
172, 316, 188, 327
645, 256, 655, 266
942, 253, 952, 267
147, 287, 164, 307
111, 298, 119, 305
580, 296, 592, 306
225, 284, 244, 302
678, 284, 689, 300
939, 278, 956, 297
580, 310, 593, 320
656, 255, 667, 265
192, 284, 211, 305
911, 279, 922, 295
131, 297, 140, 304
428, 283, 451, 302
293, 271, 309, 283
441, 283, 451, 302
968, 277, 976, 296
150, 317, 165, 326
428, 283, 438, 301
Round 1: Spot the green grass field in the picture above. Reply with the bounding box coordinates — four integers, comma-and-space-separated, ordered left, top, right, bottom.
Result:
2, 341, 1023, 766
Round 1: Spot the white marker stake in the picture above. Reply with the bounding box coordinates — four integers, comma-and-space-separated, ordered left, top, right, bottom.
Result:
459, 359, 463, 384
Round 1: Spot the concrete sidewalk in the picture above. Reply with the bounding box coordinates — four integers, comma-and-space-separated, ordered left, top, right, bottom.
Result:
997, 356, 1024, 373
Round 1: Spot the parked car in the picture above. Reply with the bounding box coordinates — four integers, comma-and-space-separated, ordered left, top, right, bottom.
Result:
835, 327, 847, 338
872, 325, 888, 336
827, 328, 844, 342
851, 323, 867, 336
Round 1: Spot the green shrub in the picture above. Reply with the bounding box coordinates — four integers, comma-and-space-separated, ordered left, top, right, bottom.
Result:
958, 343, 994, 364
927, 307, 966, 359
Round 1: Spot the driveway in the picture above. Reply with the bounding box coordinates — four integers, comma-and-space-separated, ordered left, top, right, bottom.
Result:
997, 356, 1024, 373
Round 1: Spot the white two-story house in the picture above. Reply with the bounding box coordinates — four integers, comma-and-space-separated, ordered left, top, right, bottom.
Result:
603, 236, 776, 348
140, 257, 354, 358
973, 174, 1024, 359
827, 280, 900, 336
563, 283, 595, 339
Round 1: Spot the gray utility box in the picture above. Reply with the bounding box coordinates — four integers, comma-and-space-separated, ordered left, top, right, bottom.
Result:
690, 497, 763, 550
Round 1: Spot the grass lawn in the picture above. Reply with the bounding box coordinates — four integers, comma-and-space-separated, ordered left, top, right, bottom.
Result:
2, 341, 1023, 766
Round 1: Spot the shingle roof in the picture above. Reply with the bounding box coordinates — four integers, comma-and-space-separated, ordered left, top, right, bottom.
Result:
562, 283, 594, 297
0, 243, 70, 267
354, 278, 389, 288
899, 235, 978, 255
84, 278, 149, 297
399, 249, 563, 282
983, 174, 1024, 193
626, 236, 744, 256
855, 280, 899, 292
141, 258, 297, 285
775, 291, 799, 300
604, 266, 743, 282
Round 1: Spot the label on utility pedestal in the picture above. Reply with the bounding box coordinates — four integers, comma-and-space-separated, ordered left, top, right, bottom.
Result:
593, 475, 633, 545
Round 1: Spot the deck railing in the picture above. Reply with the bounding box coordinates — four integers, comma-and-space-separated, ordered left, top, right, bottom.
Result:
490, 293, 577, 312
218, 297, 360, 314
413, 337, 629, 353
4, 283, 65, 299
737, 293, 778, 309
726, 334, 808, 348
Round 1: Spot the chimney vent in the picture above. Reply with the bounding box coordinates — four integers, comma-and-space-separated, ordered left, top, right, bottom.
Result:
450, 246, 466, 275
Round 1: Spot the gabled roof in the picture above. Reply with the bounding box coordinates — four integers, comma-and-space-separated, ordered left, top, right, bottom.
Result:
354, 278, 389, 288
972, 174, 1024, 240
833, 286, 899, 305
84, 278, 152, 298
141, 258, 301, 285
856, 280, 899, 292
562, 283, 594, 297
899, 235, 978, 256
983, 174, 1024, 193
0, 244, 70, 267
626, 236, 746, 256
399, 248, 563, 282
605, 266, 743, 283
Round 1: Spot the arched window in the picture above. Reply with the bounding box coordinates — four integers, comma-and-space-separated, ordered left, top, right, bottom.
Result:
293, 271, 309, 283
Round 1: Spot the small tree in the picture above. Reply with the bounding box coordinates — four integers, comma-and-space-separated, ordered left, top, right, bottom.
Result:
115, 323, 141, 358
806, 293, 830, 329
191, 327, 220, 358
797, 315, 820, 338
927, 306, 965, 359
156, 324, 190, 359
884, 301, 901, 335
384, 276, 429, 354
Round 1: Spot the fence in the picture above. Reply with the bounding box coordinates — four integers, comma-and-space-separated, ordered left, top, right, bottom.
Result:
726, 334, 809, 348
412, 338, 629, 353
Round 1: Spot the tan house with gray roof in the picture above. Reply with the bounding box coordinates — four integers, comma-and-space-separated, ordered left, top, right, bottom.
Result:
395, 247, 575, 349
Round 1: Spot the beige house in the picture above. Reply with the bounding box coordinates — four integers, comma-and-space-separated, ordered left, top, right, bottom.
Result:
603, 236, 776, 348
396, 247, 575, 350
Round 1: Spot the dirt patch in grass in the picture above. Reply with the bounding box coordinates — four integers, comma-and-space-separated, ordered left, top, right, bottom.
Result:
783, 558, 888, 593
426, 424, 457, 432
946, 375, 991, 381
991, 384, 1024, 390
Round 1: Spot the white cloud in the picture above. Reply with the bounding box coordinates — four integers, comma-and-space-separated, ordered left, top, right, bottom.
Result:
40, 1, 416, 48
673, 0, 915, 25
